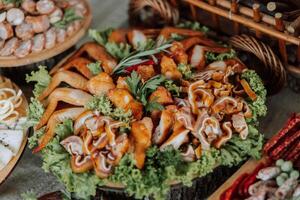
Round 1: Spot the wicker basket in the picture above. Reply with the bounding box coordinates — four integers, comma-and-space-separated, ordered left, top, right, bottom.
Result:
128, 0, 300, 93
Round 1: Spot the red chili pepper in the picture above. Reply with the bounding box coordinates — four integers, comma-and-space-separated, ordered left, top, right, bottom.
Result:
220, 173, 249, 200
241, 163, 266, 196
125, 59, 155, 73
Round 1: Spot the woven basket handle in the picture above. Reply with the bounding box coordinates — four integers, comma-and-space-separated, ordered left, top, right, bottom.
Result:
230, 34, 286, 94
129, 0, 179, 26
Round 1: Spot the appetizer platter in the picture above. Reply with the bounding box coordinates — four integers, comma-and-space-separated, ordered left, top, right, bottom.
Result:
209, 113, 300, 200
0, 75, 28, 185
0, 0, 91, 67
27, 22, 268, 199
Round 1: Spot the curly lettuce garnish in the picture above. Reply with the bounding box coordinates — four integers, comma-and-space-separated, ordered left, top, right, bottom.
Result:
25, 97, 45, 129
87, 61, 103, 75
26, 66, 51, 97
85, 95, 133, 128
164, 80, 181, 97
176, 20, 209, 33
89, 28, 131, 60
177, 63, 193, 80
110, 146, 219, 200
205, 49, 236, 63
85, 95, 113, 116
220, 125, 264, 167
241, 70, 267, 124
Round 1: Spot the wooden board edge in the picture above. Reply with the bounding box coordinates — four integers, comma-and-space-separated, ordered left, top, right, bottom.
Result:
0, 0, 92, 68
207, 157, 269, 200
0, 76, 29, 185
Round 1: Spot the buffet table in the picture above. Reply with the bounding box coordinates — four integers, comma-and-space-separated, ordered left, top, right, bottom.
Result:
0, 0, 300, 199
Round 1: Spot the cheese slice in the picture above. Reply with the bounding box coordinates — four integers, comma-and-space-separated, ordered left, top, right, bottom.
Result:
0, 129, 24, 155
0, 143, 13, 170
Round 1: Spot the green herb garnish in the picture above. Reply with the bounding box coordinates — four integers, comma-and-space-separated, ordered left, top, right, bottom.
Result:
54, 8, 82, 29
205, 49, 236, 63
87, 61, 103, 75
126, 71, 165, 106
113, 43, 172, 75
177, 63, 193, 80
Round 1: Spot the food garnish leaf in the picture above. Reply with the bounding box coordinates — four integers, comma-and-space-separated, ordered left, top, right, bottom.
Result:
145, 99, 164, 113
89, 28, 114, 46
125, 71, 142, 97
25, 97, 45, 128
241, 70, 267, 124
205, 49, 236, 63
2, 0, 22, 6
176, 20, 209, 33
164, 80, 181, 97
126, 71, 165, 107
54, 8, 82, 29
113, 43, 172, 75
177, 63, 193, 80
26, 66, 51, 97
105, 42, 131, 60
87, 61, 103, 75
85, 95, 113, 116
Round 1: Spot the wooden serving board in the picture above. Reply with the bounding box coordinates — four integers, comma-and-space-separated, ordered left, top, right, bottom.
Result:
208, 157, 269, 200
0, 76, 29, 185
0, 0, 92, 68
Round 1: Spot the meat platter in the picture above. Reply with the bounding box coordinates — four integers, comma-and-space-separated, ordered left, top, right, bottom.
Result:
26, 22, 269, 199
0, 75, 29, 185
0, 0, 91, 67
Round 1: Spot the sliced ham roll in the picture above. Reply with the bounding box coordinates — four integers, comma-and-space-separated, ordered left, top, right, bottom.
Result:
0, 22, 13, 40
45, 27, 57, 49
15, 23, 34, 40
14, 39, 32, 58
36, 0, 55, 15
0, 37, 19, 56
32, 33, 45, 53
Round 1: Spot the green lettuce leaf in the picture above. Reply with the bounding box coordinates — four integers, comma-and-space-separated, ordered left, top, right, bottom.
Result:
164, 80, 181, 97
26, 66, 51, 97
25, 97, 45, 129
241, 70, 267, 124
89, 28, 132, 60
220, 125, 264, 167
177, 63, 193, 80
205, 49, 236, 63
87, 61, 103, 75
176, 20, 209, 33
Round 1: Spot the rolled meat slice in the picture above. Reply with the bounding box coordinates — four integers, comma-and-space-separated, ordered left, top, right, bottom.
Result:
32, 33, 45, 53
14, 39, 32, 58
49, 7, 63, 24
0, 39, 4, 50
53, 0, 69, 8
66, 23, 75, 37
15, 23, 34, 40
36, 0, 55, 15
0, 37, 19, 56
0, 22, 13, 40
56, 28, 66, 43
0, 12, 6, 23
21, 0, 36, 14
45, 27, 56, 49
25, 15, 50, 33
7, 8, 25, 26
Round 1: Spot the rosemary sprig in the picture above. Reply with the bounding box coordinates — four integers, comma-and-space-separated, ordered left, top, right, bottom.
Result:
112, 43, 172, 75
